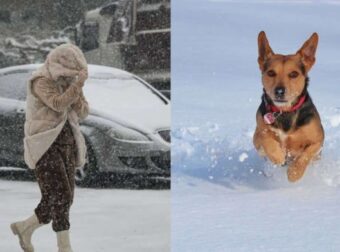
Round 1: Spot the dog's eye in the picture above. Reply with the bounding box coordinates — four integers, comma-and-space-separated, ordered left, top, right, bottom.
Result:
267, 70, 276, 77
289, 71, 299, 78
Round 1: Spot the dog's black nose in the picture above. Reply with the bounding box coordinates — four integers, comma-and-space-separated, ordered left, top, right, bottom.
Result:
274, 87, 285, 98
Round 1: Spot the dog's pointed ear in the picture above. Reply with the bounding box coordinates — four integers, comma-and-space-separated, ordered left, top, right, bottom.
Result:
296, 33, 318, 72
258, 31, 274, 72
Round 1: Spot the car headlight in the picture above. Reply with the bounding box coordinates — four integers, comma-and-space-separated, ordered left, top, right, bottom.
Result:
107, 127, 151, 142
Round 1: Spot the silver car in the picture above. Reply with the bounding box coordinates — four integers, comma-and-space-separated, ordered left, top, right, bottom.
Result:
0, 64, 170, 187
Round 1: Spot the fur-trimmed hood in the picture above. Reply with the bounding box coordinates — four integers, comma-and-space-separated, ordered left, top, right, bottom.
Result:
31, 43, 88, 82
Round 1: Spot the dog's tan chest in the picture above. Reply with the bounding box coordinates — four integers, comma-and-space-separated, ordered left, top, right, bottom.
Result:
270, 127, 288, 143
268, 127, 304, 158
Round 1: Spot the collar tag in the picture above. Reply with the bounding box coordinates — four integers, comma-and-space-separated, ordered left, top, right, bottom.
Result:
263, 112, 282, 125
264, 113, 276, 124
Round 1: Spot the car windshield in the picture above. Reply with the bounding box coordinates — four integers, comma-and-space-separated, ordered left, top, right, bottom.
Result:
0, 70, 31, 101
84, 73, 167, 112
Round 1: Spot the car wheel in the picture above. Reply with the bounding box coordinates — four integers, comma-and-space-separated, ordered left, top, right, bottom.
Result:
75, 139, 98, 187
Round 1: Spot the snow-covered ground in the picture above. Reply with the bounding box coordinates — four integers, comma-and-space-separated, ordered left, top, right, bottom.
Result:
172, 0, 340, 251
0, 180, 170, 252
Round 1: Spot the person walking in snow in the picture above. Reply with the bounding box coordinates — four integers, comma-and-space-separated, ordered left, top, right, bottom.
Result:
11, 43, 89, 252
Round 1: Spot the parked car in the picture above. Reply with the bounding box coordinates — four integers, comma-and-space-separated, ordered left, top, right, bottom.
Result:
0, 64, 170, 188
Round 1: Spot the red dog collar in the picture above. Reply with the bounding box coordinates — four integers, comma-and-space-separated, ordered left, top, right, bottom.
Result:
266, 95, 307, 113
263, 95, 307, 125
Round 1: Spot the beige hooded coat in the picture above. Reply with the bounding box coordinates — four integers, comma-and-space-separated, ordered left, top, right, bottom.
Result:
24, 44, 89, 169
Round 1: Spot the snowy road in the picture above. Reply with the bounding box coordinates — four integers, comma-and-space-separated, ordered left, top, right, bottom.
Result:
0, 180, 170, 252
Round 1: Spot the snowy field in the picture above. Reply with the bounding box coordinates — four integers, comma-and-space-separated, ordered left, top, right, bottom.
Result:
0, 180, 170, 252
172, 0, 340, 251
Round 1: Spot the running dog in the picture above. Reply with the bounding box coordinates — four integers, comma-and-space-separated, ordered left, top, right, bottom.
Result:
253, 31, 324, 182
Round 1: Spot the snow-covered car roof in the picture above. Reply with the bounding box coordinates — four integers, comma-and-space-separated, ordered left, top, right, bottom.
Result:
0, 63, 133, 79
0, 64, 170, 135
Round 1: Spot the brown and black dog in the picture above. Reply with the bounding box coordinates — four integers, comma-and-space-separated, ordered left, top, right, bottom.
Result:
253, 31, 324, 182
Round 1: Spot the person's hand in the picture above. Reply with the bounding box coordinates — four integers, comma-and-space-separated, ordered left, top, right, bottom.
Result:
79, 69, 88, 82
74, 69, 88, 88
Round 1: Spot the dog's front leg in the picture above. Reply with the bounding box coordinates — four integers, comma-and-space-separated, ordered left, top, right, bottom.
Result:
253, 127, 286, 165
287, 142, 322, 182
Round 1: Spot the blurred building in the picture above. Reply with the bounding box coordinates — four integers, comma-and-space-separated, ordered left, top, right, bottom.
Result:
0, 0, 109, 36
0, 0, 170, 94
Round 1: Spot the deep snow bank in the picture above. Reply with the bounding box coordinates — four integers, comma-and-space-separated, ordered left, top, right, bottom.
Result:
172, 113, 340, 189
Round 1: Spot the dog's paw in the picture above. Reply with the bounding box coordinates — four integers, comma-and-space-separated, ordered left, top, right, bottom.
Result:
269, 151, 286, 166
287, 163, 307, 182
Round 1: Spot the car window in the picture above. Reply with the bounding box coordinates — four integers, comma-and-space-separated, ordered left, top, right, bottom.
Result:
80, 21, 99, 52
0, 70, 31, 101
